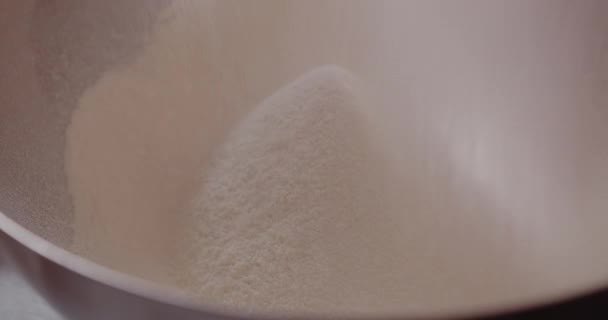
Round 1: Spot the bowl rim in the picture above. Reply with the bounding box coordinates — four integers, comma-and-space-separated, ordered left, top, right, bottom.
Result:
1, 209, 607, 320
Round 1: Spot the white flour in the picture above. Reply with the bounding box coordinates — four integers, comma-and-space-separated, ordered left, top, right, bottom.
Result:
172, 66, 402, 313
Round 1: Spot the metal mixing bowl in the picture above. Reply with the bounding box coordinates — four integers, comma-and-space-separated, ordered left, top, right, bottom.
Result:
1, 1, 608, 319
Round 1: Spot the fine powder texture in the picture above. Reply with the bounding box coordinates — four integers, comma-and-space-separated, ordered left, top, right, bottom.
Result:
172, 66, 405, 313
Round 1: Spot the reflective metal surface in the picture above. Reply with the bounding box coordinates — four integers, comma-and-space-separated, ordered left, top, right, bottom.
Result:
1, 1, 608, 319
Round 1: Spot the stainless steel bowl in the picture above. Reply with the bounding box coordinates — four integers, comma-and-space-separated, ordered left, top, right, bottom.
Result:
1, 1, 608, 319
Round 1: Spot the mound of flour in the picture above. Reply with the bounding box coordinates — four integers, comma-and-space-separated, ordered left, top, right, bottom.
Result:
173, 65, 406, 313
